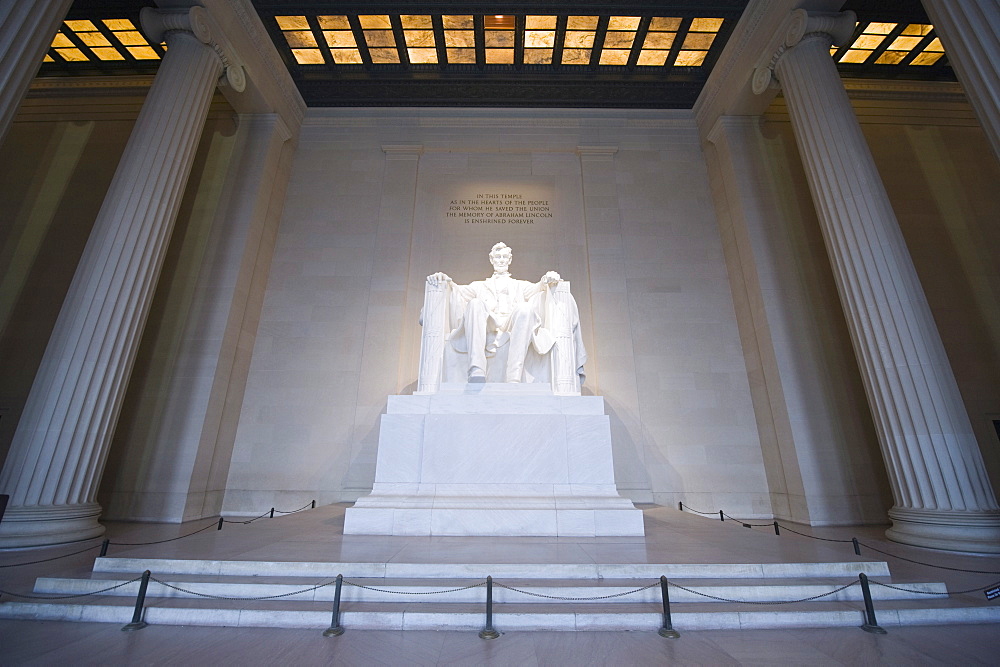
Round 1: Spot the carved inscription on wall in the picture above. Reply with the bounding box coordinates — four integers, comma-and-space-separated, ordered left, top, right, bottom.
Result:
446, 192, 552, 225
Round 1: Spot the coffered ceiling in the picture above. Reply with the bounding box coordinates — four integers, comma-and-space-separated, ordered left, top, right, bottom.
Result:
41, 1, 956, 108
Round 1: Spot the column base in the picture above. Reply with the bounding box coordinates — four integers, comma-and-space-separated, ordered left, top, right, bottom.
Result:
0, 502, 104, 548
886, 506, 1000, 554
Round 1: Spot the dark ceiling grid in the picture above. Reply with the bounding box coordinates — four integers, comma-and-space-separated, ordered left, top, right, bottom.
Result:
39, 1, 958, 108
626, 17, 653, 70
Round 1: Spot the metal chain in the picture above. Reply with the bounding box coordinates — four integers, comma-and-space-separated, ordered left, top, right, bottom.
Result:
343, 580, 486, 595
273, 503, 314, 515
870, 578, 1000, 596
0, 542, 102, 569
857, 541, 1000, 575
494, 580, 659, 601
721, 512, 775, 528
666, 580, 859, 605
150, 577, 337, 601
773, 524, 854, 543
678, 503, 717, 516
110, 521, 219, 546
0, 576, 143, 600
223, 510, 272, 525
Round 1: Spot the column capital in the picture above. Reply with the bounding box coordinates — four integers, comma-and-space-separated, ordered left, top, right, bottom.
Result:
140, 6, 245, 93
751, 9, 855, 95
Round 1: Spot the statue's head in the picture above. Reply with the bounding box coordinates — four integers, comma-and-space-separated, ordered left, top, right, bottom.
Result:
489, 242, 512, 272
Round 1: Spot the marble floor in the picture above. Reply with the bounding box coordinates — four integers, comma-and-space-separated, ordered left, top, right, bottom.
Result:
2, 504, 999, 665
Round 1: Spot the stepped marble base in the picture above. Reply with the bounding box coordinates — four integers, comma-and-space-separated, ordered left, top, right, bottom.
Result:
344, 383, 645, 536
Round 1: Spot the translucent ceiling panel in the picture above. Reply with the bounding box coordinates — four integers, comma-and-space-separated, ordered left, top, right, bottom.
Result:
599, 16, 639, 65
401, 14, 436, 64
360, 14, 399, 63
277, 15, 323, 64
562, 16, 597, 65
675, 17, 723, 67
839, 22, 897, 64
443, 15, 475, 64
524, 15, 555, 64
875, 23, 932, 64
318, 15, 362, 64
484, 14, 514, 64
638, 17, 680, 66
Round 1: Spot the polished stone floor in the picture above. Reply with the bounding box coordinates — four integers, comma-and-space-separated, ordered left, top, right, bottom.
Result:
2, 504, 998, 664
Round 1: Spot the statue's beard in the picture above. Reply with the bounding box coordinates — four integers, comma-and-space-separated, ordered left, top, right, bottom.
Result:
492, 266, 510, 277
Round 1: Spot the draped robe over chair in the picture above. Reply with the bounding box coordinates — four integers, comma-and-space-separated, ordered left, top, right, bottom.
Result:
417, 279, 586, 395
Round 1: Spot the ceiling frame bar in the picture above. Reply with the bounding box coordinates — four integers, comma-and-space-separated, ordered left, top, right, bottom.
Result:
305, 14, 335, 68
627, 16, 652, 70
514, 14, 525, 68
663, 16, 691, 70
390, 14, 409, 66
348, 14, 373, 67
589, 15, 609, 69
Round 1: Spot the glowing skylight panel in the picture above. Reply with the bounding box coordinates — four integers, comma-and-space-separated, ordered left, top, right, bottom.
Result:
359, 15, 398, 63
317, 15, 361, 64
599, 16, 640, 65
839, 22, 943, 66
484, 15, 514, 64
524, 16, 556, 64
675, 18, 723, 67
401, 14, 436, 64
638, 17, 680, 66
443, 15, 475, 64
562, 16, 597, 65
50, 18, 161, 63
276, 15, 322, 64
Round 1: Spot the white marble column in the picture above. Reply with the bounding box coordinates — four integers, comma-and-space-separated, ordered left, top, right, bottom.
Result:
0, 0, 73, 145
755, 9, 1000, 552
921, 1, 1000, 165
0, 7, 243, 547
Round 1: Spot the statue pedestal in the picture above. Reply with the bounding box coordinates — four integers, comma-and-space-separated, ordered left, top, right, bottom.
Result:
343, 384, 645, 536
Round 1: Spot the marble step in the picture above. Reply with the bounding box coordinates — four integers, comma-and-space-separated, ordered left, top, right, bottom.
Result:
2, 597, 997, 631
29, 575, 948, 604
91, 558, 893, 579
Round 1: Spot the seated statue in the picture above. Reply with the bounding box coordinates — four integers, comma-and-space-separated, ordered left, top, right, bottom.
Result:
418, 242, 586, 395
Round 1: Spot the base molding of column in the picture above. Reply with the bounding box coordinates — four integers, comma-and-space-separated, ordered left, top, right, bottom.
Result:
0, 502, 105, 548
886, 506, 1000, 554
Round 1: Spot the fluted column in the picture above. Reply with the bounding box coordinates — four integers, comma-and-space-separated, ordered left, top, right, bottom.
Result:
921, 1, 1000, 165
0, 7, 244, 547
754, 9, 1000, 552
0, 0, 74, 145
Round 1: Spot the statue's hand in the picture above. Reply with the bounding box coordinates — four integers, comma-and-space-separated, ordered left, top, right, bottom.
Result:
427, 272, 452, 286
541, 271, 561, 285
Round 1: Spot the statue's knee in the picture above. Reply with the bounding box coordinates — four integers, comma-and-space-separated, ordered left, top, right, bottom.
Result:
511, 302, 534, 323
467, 298, 488, 316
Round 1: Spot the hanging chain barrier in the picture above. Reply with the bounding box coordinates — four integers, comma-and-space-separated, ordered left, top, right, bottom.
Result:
343, 579, 486, 595
0, 541, 103, 569
493, 581, 659, 601
0, 501, 319, 569
151, 576, 339, 601
869, 577, 1000, 596
0, 575, 144, 600
667, 579, 859, 605
678, 501, 1000, 577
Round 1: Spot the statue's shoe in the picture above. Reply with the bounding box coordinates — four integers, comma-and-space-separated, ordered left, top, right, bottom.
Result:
468, 367, 487, 383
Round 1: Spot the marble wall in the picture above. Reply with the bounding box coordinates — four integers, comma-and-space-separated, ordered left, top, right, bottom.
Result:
4, 99, 996, 528
223, 108, 773, 517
